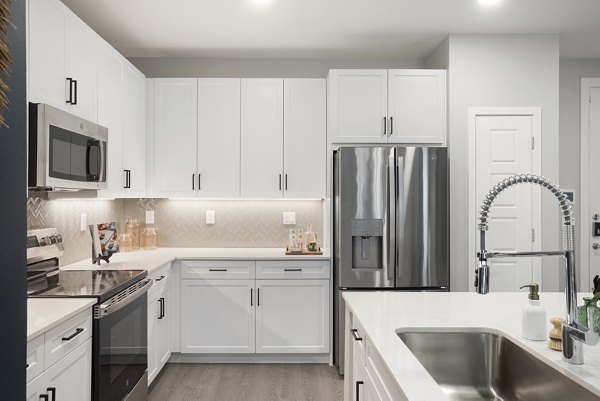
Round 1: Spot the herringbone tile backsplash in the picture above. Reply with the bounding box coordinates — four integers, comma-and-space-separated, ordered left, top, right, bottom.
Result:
27, 195, 323, 266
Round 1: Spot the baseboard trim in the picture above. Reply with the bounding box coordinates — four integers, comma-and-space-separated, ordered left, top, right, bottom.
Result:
168, 353, 330, 364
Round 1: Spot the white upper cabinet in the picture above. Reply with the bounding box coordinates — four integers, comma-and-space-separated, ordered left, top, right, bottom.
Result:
387, 69, 446, 144
328, 69, 446, 144
154, 78, 198, 197
241, 79, 284, 198
328, 70, 388, 143
96, 43, 124, 194
197, 79, 241, 198
28, 0, 97, 121
122, 64, 146, 195
283, 79, 326, 199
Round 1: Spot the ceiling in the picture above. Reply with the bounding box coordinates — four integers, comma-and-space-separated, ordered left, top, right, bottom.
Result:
61, 0, 600, 59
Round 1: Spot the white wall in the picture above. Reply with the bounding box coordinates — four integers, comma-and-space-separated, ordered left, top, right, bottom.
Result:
446, 34, 560, 291
128, 57, 424, 78
559, 58, 600, 289
425, 36, 449, 69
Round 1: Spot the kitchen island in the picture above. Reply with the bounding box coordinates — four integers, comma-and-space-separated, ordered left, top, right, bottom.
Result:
343, 291, 600, 401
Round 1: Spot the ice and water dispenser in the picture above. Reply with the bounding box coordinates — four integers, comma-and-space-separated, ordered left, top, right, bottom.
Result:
351, 219, 383, 269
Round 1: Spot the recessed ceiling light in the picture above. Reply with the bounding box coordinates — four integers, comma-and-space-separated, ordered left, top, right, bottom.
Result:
479, 0, 502, 6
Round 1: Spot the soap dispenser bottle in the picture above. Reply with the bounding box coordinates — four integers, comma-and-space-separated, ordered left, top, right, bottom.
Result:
520, 283, 547, 341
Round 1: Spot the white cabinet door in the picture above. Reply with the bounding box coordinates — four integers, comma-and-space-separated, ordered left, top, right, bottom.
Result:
122, 63, 146, 195
154, 78, 198, 197
283, 79, 326, 199
96, 42, 124, 194
197, 78, 241, 198
64, 13, 97, 122
28, 0, 67, 110
255, 280, 329, 353
387, 69, 446, 144
240, 79, 284, 198
147, 293, 159, 383
181, 279, 255, 353
27, 339, 92, 401
157, 287, 171, 367
328, 70, 388, 143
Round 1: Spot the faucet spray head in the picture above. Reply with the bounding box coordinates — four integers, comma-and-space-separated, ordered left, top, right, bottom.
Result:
475, 259, 490, 294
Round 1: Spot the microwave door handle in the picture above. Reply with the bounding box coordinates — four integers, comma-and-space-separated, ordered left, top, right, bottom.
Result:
85, 140, 92, 178
99, 141, 106, 183
387, 153, 396, 284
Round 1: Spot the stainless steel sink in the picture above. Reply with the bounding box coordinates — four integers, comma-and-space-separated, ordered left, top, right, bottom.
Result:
396, 329, 600, 401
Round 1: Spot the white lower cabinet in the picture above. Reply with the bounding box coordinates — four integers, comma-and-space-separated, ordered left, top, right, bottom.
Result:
255, 279, 329, 353
148, 265, 172, 385
181, 279, 256, 353
27, 336, 92, 401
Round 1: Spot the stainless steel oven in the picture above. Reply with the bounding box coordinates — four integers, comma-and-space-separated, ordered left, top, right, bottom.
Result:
94, 278, 151, 401
28, 102, 107, 191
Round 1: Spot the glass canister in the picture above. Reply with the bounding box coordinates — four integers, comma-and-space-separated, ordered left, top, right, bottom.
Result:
577, 297, 600, 332
118, 233, 133, 252
125, 219, 141, 250
142, 226, 159, 250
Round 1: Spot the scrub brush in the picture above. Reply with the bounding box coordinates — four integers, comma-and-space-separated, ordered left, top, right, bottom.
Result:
548, 317, 564, 351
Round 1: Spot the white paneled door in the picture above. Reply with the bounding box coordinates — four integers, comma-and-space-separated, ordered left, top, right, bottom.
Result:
582, 80, 600, 288
475, 113, 540, 291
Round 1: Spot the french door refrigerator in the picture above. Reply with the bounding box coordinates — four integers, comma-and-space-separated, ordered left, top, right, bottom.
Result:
333, 146, 449, 374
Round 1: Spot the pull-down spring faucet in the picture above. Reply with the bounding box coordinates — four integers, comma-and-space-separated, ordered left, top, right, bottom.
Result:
475, 174, 598, 364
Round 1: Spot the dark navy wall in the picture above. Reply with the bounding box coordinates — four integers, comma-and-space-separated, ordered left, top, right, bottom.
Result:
0, 0, 27, 398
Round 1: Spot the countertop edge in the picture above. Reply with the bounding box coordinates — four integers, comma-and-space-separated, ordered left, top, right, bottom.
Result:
27, 298, 96, 342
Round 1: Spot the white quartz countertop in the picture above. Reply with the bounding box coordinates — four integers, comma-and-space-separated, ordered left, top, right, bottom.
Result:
27, 298, 96, 341
343, 291, 600, 401
60, 247, 330, 274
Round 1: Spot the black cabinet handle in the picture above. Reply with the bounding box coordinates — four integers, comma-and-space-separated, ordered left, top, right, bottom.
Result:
74, 80, 78, 105
383, 117, 387, 135
123, 169, 131, 189
285, 174, 288, 191
257, 288, 260, 306
66, 78, 74, 104
284, 268, 302, 272
209, 268, 228, 272
62, 328, 84, 342
351, 329, 362, 341
355, 381, 363, 401
47, 387, 56, 401
198, 174, 201, 190
192, 173, 195, 190
158, 298, 165, 319
156, 275, 165, 282
250, 288, 253, 307
389, 116, 393, 135
40, 395, 48, 401
279, 174, 282, 191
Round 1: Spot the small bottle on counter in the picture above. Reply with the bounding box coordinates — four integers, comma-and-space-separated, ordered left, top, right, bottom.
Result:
520, 283, 547, 341
142, 226, 159, 250
125, 219, 141, 250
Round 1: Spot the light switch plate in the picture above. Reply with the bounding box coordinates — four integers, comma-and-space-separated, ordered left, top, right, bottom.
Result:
283, 211, 296, 225
206, 210, 216, 225
80, 213, 87, 231
146, 210, 155, 224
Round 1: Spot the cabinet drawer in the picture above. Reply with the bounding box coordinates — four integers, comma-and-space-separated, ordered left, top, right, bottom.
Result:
351, 314, 367, 366
149, 263, 171, 297
256, 260, 329, 279
26, 334, 45, 383
44, 309, 92, 369
181, 260, 255, 279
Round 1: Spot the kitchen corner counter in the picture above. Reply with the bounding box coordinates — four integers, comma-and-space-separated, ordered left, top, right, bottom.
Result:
343, 291, 600, 401
28, 298, 96, 341
60, 247, 331, 273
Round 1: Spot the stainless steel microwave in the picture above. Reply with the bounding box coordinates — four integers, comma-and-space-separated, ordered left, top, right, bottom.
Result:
28, 103, 107, 191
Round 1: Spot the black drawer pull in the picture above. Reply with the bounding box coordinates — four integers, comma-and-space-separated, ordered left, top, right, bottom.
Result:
356, 381, 364, 401
209, 268, 228, 272
40, 395, 48, 401
62, 328, 84, 342
156, 275, 165, 282
284, 268, 302, 272
351, 329, 362, 341
47, 387, 56, 401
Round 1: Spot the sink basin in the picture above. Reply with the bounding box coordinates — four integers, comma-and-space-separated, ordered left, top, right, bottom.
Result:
396, 329, 600, 401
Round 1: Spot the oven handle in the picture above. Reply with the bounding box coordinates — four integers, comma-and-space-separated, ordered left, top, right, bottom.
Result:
95, 279, 152, 319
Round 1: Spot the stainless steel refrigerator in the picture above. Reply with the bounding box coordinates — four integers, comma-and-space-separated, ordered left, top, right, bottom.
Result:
333, 146, 449, 374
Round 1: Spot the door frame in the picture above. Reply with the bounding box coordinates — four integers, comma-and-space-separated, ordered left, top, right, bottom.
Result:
580, 78, 600, 289
468, 107, 542, 291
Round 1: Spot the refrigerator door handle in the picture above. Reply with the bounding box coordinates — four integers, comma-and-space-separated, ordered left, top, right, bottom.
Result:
387, 152, 396, 283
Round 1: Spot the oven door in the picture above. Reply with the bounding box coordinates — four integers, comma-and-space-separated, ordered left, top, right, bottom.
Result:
93, 279, 151, 401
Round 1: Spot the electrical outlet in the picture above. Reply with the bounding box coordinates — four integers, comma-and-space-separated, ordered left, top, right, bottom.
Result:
283, 211, 296, 225
146, 210, 155, 224
206, 210, 216, 225
80, 213, 87, 231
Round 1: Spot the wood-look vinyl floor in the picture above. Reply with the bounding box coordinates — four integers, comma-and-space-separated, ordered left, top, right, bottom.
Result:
149, 363, 344, 401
